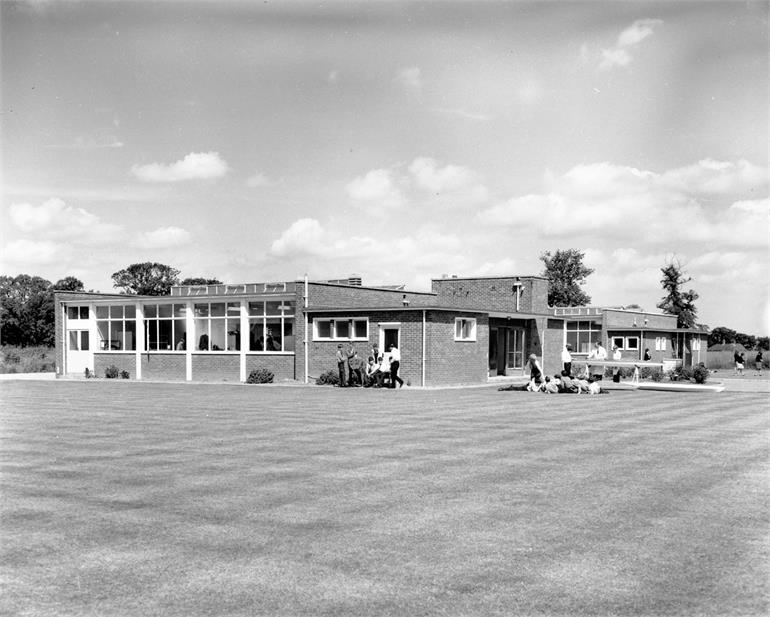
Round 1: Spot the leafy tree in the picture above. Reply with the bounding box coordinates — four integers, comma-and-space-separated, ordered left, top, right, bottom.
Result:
111, 262, 180, 295
540, 249, 594, 307
54, 276, 85, 291
656, 260, 698, 328
735, 332, 757, 350
757, 336, 769, 351
0, 274, 55, 346
708, 326, 737, 347
180, 277, 222, 286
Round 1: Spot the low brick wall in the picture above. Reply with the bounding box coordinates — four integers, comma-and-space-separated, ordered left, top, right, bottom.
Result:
245, 355, 296, 382
94, 353, 137, 379
141, 353, 186, 381
191, 354, 240, 382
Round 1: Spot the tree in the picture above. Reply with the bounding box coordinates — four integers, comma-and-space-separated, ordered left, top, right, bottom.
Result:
0, 274, 55, 346
111, 262, 180, 296
708, 326, 737, 348
540, 249, 594, 307
180, 277, 222, 286
656, 260, 698, 328
757, 336, 769, 351
53, 276, 85, 291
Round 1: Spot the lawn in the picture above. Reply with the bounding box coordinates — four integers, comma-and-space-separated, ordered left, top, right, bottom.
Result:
1, 381, 768, 617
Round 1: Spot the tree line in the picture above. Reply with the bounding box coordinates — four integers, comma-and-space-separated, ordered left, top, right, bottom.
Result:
1, 256, 767, 349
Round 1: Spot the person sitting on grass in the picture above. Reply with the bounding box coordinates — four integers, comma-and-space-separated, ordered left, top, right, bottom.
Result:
544, 375, 560, 394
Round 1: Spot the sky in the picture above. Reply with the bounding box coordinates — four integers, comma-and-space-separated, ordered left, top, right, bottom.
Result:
1, 0, 768, 335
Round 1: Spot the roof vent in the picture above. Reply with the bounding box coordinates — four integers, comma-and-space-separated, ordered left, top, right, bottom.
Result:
348, 275, 362, 287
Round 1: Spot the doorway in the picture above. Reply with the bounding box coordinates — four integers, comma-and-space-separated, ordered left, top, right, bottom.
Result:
378, 323, 401, 355
489, 326, 525, 375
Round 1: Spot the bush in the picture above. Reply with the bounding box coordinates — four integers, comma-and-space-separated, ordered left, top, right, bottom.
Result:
246, 368, 274, 384
104, 364, 120, 379
640, 366, 664, 382
693, 365, 709, 384
0, 345, 55, 374
670, 366, 694, 382
316, 369, 340, 386
120, 370, 130, 380
604, 366, 633, 379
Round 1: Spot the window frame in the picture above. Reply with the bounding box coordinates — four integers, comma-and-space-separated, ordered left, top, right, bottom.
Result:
313, 317, 369, 342
565, 320, 602, 355
143, 302, 188, 352
247, 299, 296, 353
454, 317, 477, 342
95, 304, 137, 351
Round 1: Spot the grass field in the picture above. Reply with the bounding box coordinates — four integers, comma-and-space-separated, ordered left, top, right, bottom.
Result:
1, 381, 768, 617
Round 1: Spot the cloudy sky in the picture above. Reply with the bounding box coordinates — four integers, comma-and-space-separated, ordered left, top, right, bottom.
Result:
1, 1, 768, 334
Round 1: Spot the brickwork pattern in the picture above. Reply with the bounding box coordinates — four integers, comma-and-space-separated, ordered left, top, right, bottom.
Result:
307, 283, 436, 309
95, 353, 137, 379
191, 355, 241, 382
245, 355, 296, 382
306, 310, 425, 385
431, 277, 550, 314
141, 353, 186, 381
542, 319, 566, 377
603, 309, 677, 330
424, 311, 489, 386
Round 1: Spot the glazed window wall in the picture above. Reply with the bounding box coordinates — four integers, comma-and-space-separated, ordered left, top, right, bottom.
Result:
566, 320, 601, 354
248, 300, 295, 352
144, 303, 188, 351
194, 302, 241, 351
96, 305, 136, 350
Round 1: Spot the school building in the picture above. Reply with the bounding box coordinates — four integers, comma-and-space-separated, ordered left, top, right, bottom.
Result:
54, 274, 709, 385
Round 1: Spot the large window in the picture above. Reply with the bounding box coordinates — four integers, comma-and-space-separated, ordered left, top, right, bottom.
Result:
313, 317, 368, 342
454, 318, 477, 341
611, 336, 639, 351
249, 300, 295, 351
144, 303, 187, 351
96, 305, 136, 350
68, 330, 89, 351
194, 302, 241, 351
566, 320, 601, 354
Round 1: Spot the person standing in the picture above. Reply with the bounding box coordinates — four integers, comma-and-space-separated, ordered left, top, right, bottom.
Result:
526, 354, 544, 389
734, 349, 744, 376
588, 341, 607, 380
561, 344, 573, 376
611, 345, 622, 383
755, 349, 764, 377
346, 343, 357, 386
335, 344, 347, 387
348, 351, 364, 387
388, 343, 404, 388
643, 348, 652, 362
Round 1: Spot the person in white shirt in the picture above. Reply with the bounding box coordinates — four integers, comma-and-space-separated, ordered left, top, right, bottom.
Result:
611, 345, 622, 382
561, 344, 573, 376
587, 341, 607, 380
388, 344, 404, 388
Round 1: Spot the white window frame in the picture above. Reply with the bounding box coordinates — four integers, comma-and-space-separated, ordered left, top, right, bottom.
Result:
625, 336, 639, 351
655, 336, 668, 351
611, 336, 625, 350
313, 317, 369, 341
454, 317, 477, 342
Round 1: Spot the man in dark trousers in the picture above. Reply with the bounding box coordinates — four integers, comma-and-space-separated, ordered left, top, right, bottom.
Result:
388, 343, 405, 388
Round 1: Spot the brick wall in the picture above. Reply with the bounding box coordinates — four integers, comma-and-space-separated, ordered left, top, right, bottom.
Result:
141, 353, 186, 381
307, 282, 436, 308
94, 353, 136, 378
603, 309, 676, 330
191, 354, 241, 382
431, 276, 549, 313
306, 310, 425, 384
424, 311, 489, 385
245, 355, 296, 382
543, 318, 565, 377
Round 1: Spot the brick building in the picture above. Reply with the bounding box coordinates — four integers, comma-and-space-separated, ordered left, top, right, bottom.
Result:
54, 274, 709, 385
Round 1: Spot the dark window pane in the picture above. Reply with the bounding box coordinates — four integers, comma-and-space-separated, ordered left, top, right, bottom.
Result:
81, 331, 89, 351
79, 306, 89, 319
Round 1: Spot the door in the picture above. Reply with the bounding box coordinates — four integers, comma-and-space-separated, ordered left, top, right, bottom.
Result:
378, 324, 401, 356
67, 330, 92, 374
489, 327, 498, 374
507, 328, 525, 370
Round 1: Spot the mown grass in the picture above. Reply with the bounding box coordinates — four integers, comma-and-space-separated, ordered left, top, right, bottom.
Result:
1, 382, 768, 616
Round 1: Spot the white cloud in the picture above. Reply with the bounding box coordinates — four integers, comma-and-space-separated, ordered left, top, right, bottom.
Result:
395, 66, 422, 94
131, 152, 229, 182
1, 238, 67, 267
245, 171, 272, 188
345, 168, 405, 208
8, 198, 121, 243
409, 157, 488, 201
599, 18, 662, 71
134, 226, 193, 249
476, 159, 767, 245
269, 218, 327, 258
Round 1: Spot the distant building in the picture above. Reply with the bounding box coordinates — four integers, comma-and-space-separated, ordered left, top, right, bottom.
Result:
54, 275, 709, 384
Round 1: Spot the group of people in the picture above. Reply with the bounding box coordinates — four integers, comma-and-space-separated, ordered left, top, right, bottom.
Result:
734, 348, 764, 377
516, 350, 607, 395
335, 342, 405, 388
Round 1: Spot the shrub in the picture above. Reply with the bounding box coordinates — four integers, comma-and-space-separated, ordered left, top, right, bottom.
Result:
104, 364, 120, 379
316, 369, 340, 386
246, 368, 274, 384
120, 370, 130, 380
640, 366, 664, 382
0, 345, 55, 374
693, 365, 709, 384
670, 366, 694, 382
